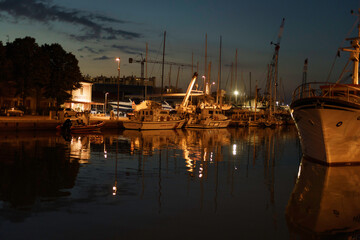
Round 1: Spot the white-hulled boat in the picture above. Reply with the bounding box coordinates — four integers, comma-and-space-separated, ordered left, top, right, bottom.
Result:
176, 73, 231, 129
123, 100, 185, 130
186, 107, 231, 129
290, 10, 360, 165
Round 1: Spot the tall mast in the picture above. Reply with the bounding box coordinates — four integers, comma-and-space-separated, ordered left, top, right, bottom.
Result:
340, 9, 360, 84
168, 64, 172, 92
229, 62, 233, 104
146, 43, 148, 79
217, 36, 222, 104
176, 66, 180, 90
235, 49, 238, 98
255, 81, 257, 121
249, 72, 251, 110
207, 62, 212, 95
205, 34, 208, 91
161, 31, 166, 100
353, 9, 360, 84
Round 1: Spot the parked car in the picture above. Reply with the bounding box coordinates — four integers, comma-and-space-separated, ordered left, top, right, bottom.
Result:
63, 108, 79, 117
90, 109, 100, 114
5, 107, 24, 117
111, 109, 127, 117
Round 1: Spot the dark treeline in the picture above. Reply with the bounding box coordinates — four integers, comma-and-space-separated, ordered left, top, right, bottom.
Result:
0, 36, 83, 113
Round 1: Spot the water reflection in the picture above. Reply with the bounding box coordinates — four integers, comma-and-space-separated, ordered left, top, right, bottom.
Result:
286, 159, 360, 239
0, 127, 301, 239
0, 132, 78, 209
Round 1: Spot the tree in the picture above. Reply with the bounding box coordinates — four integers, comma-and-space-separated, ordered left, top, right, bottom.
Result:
42, 44, 82, 107
0, 42, 11, 82
32, 47, 51, 113
0, 42, 13, 98
6, 37, 40, 107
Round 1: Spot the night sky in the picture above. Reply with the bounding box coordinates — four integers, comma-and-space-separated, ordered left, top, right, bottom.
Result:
0, 0, 358, 102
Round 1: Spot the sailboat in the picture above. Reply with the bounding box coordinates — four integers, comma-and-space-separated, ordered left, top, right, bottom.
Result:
291, 10, 360, 165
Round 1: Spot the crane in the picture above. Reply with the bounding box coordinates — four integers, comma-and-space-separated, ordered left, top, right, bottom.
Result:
265, 18, 285, 111
128, 55, 193, 79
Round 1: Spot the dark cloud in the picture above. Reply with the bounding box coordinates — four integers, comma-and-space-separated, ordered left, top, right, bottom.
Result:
0, 0, 142, 41
111, 44, 158, 55
111, 45, 143, 55
78, 46, 104, 54
93, 55, 111, 61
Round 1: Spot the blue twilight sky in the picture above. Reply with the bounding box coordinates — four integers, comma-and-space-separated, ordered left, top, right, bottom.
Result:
0, 0, 359, 102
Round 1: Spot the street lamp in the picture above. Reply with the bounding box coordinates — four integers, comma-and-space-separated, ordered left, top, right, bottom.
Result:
234, 90, 239, 106
202, 75, 206, 93
116, 57, 120, 119
104, 92, 109, 116
210, 81, 215, 92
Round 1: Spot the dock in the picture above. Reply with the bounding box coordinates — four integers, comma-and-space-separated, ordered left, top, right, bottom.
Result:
0, 116, 126, 131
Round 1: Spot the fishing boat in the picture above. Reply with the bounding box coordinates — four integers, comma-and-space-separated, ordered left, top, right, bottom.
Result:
229, 109, 249, 127
123, 100, 185, 130
186, 107, 231, 129
290, 10, 360, 165
57, 119, 105, 133
176, 73, 231, 129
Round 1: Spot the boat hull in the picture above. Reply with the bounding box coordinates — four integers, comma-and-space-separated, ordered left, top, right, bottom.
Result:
291, 97, 360, 165
123, 119, 185, 130
56, 121, 105, 133
186, 119, 231, 129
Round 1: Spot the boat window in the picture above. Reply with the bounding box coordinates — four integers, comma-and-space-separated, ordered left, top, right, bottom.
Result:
209, 111, 213, 114
150, 111, 153, 115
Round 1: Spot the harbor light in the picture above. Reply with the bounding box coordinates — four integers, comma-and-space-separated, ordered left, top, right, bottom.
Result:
234, 90, 239, 104
232, 144, 237, 155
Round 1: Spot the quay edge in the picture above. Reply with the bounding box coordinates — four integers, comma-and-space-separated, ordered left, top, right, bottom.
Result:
0, 117, 126, 131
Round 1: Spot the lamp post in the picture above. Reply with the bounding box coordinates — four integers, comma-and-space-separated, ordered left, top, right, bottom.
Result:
210, 81, 215, 93
202, 75, 206, 93
105, 92, 109, 116
234, 90, 239, 106
116, 58, 120, 119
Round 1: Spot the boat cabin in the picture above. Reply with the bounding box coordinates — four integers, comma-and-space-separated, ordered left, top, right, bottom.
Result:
132, 108, 171, 122
199, 108, 226, 120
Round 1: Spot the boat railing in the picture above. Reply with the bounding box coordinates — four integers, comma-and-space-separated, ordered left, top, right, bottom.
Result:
292, 82, 360, 104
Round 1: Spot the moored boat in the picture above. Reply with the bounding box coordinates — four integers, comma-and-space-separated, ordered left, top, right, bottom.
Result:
186, 107, 231, 129
229, 108, 249, 127
290, 10, 360, 165
56, 119, 105, 133
176, 73, 231, 129
123, 100, 185, 130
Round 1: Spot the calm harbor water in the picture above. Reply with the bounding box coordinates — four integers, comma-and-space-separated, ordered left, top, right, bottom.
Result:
0, 127, 357, 239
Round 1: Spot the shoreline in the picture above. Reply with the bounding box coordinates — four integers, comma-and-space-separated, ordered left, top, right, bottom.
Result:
0, 116, 126, 131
